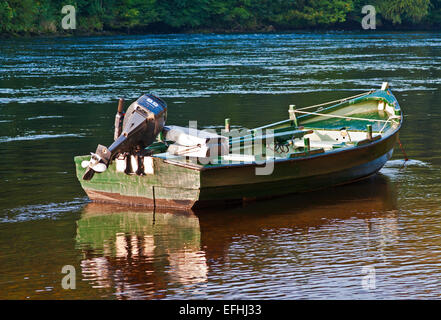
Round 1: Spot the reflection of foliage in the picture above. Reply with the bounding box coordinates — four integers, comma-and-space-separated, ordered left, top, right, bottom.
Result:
1, 0, 441, 35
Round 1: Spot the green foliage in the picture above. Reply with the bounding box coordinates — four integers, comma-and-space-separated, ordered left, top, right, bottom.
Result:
0, 0, 440, 36
0, 0, 14, 32
112, 0, 159, 31
426, 0, 441, 26
158, 0, 211, 29
375, 0, 431, 24
292, 0, 354, 26
3, 0, 39, 33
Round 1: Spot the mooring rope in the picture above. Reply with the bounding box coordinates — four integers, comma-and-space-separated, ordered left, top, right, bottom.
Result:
397, 137, 409, 162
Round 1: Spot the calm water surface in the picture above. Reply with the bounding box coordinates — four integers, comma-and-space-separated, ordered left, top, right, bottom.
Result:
0, 32, 440, 299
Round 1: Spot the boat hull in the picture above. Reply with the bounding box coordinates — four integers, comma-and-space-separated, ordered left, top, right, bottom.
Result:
74, 130, 398, 209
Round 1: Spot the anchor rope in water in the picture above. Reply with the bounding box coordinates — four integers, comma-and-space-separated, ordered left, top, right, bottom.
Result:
397, 137, 409, 162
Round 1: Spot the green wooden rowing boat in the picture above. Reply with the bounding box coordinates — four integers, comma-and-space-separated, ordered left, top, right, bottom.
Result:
74, 83, 403, 209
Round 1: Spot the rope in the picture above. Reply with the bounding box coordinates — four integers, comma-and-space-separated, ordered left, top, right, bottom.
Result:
296, 90, 375, 111
249, 91, 375, 132
379, 115, 401, 134
397, 137, 409, 162
268, 142, 290, 154
293, 110, 393, 123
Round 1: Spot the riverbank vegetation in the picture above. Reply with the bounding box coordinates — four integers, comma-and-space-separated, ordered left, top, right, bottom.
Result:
1, 0, 440, 36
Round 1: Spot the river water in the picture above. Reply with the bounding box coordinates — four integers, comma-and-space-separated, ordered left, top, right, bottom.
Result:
0, 32, 440, 299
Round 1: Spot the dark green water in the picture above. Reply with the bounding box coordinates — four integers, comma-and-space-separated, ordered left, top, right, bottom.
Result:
0, 32, 440, 299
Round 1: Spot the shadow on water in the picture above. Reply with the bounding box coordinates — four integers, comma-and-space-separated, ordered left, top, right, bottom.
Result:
76, 173, 397, 299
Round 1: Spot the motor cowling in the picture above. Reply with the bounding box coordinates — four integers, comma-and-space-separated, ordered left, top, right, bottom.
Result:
121, 94, 167, 150
82, 93, 167, 180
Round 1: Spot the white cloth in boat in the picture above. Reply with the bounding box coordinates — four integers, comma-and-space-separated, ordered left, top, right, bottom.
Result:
163, 125, 228, 157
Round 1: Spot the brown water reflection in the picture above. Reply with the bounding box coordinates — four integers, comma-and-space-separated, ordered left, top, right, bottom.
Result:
76, 174, 398, 299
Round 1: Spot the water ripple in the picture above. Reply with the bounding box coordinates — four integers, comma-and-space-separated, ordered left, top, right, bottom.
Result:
0, 198, 87, 223
0, 133, 84, 143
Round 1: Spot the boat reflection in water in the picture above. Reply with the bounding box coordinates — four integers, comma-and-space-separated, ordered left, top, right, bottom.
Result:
76, 206, 207, 299
198, 173, 399, 266
76, 173, 398, 299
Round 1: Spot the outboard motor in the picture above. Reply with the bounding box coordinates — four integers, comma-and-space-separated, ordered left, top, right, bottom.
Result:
82, 94, 167, 180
